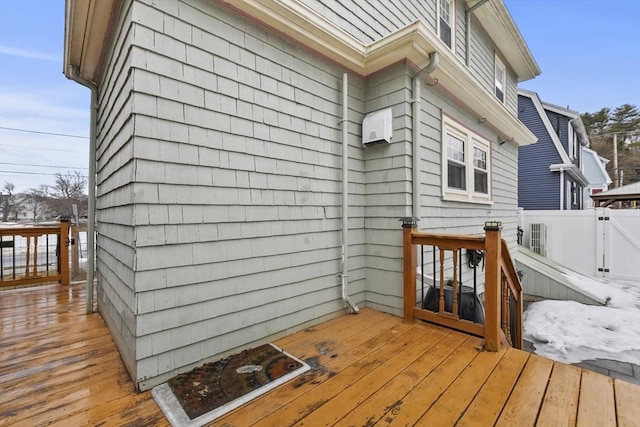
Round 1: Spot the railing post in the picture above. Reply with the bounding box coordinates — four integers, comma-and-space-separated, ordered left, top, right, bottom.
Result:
59, 219, 70, 286
483, 221, 502, 352
400, 217, 419, 323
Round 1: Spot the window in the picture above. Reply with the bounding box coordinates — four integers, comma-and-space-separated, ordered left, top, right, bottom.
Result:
494, 55, 506, 103
473, 146, 488, 194
447, 133, 466, 190
442, 115, 492, 203
438, 0, 453, 49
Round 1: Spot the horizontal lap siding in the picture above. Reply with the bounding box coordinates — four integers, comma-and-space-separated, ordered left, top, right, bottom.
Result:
95, 0, 138, 380
300, 0, 435, 43
518, 95, 562, 210
417, 82, 520, 291
128, 0, 365, 388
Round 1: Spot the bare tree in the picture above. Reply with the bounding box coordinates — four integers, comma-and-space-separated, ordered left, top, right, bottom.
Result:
1, 182, 17, 222
38, 171, 88, 218
24, 188, 48, 221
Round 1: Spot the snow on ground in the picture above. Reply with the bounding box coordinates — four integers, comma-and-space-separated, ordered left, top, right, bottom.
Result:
524, 277, 640, 365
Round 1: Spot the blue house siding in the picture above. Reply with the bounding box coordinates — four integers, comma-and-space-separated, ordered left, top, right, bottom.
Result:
544, 110, 570, 153
517, 95, 562, 210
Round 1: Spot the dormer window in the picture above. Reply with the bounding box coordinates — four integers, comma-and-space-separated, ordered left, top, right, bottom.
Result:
438, 0, 453, 49
494, 55, 506, 103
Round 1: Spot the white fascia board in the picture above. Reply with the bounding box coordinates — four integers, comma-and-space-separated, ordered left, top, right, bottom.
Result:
569, 117, 589, 146
538, 100, 590, 147
540, 101, 579, 118
550, 163, 589, 186
520, 90, 572, 163
64, 0, 116, 83
472, 0, 540, 82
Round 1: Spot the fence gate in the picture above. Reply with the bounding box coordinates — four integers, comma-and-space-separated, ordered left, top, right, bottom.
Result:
521, 208, 640, 281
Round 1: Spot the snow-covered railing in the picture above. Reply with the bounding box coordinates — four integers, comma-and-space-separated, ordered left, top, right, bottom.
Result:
0, 221, 70, 288
401, 218, 522, 351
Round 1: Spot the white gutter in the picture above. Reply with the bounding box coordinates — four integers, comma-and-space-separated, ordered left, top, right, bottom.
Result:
341, 72, 358, 314
412, 52, 440, 220
68, 65, 97, 314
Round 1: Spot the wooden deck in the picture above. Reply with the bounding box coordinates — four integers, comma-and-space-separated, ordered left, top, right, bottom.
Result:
1, 283, 639, 426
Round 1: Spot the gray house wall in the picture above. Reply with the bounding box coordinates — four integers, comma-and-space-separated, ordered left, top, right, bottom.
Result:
95, 0, 137, 379
94, 0, 527, 389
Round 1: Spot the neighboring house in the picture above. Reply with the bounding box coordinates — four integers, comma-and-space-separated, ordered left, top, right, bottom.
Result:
517, 90, 589, 210
582, 147, 612, 208
64, 0, 539, 390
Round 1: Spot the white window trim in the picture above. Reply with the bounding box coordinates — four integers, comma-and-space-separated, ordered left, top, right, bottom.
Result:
437, 0, 456, 53
442, 115, 493, 204
494, 54, 506, 104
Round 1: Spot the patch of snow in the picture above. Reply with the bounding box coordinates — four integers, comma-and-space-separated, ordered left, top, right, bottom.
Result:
524, 278, 640, 365
561, 270, 640, 309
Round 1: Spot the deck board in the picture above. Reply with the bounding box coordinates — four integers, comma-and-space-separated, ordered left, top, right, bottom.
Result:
1, 282, 638, 426
537, 362, 582, 427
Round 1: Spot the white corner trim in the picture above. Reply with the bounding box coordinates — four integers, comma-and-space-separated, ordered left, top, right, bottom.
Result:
523, 91, 572, 163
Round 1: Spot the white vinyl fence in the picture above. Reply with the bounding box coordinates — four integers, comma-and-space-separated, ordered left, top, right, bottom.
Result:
519, 208, 640, 281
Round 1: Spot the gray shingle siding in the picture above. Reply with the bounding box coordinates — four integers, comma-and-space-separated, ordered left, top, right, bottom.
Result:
93, 0, 528, 389
94, 0, 138, 381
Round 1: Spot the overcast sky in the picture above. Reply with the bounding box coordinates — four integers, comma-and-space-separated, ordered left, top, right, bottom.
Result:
0, 0, 639, 194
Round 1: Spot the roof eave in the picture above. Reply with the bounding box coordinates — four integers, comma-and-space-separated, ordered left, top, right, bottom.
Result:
65, 0, 537, 146
473, 0, 540, 82
63, 0, 116, 84
219, 0, 536, 146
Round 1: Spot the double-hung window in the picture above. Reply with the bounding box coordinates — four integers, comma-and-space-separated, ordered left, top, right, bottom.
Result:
442, 115, 492, 203
494, 55, 506, 103
438, 0, 454, 50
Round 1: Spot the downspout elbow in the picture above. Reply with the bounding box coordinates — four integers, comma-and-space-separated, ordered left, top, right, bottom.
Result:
416, 52, 440, 81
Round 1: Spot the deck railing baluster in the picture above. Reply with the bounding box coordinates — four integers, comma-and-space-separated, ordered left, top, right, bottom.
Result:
401, 220, 523, 351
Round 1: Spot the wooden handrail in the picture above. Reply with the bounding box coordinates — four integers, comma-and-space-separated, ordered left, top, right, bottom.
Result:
0, 221, 70, 288
401, 219, 523, 351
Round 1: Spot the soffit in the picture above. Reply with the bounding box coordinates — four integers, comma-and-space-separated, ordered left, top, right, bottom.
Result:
64, 0, 116, 83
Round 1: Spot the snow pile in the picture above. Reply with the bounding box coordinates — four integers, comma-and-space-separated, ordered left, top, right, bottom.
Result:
524, 278, 640, 365
562, 270, 640, 309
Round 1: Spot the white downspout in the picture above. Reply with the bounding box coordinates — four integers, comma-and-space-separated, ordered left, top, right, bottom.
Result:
341, 72, 359, 314
559, 169, 565, 210
69, 66, 97, 314
412, 52, 440, 219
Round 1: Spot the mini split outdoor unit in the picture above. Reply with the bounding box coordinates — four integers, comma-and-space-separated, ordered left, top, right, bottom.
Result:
362, 108, 393, 147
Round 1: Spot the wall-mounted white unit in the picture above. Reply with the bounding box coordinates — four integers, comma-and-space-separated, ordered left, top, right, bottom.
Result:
362, 108, 393, 147
529, 223, 548, 256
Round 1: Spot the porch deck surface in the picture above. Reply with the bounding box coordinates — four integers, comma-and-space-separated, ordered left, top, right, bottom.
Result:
1, 283, 638, 426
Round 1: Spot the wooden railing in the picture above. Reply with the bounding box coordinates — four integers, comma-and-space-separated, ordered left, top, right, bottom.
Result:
0, 220, 70, 288
402, 218, 523, 351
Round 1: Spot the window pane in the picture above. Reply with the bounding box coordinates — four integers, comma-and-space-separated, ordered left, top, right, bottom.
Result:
474, 170, 488, 194
447, 133, 464, 162
439, 0, 452, 48
448, 163, 466, 190
495, 59, 505, 102
473, 147, 486, 170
